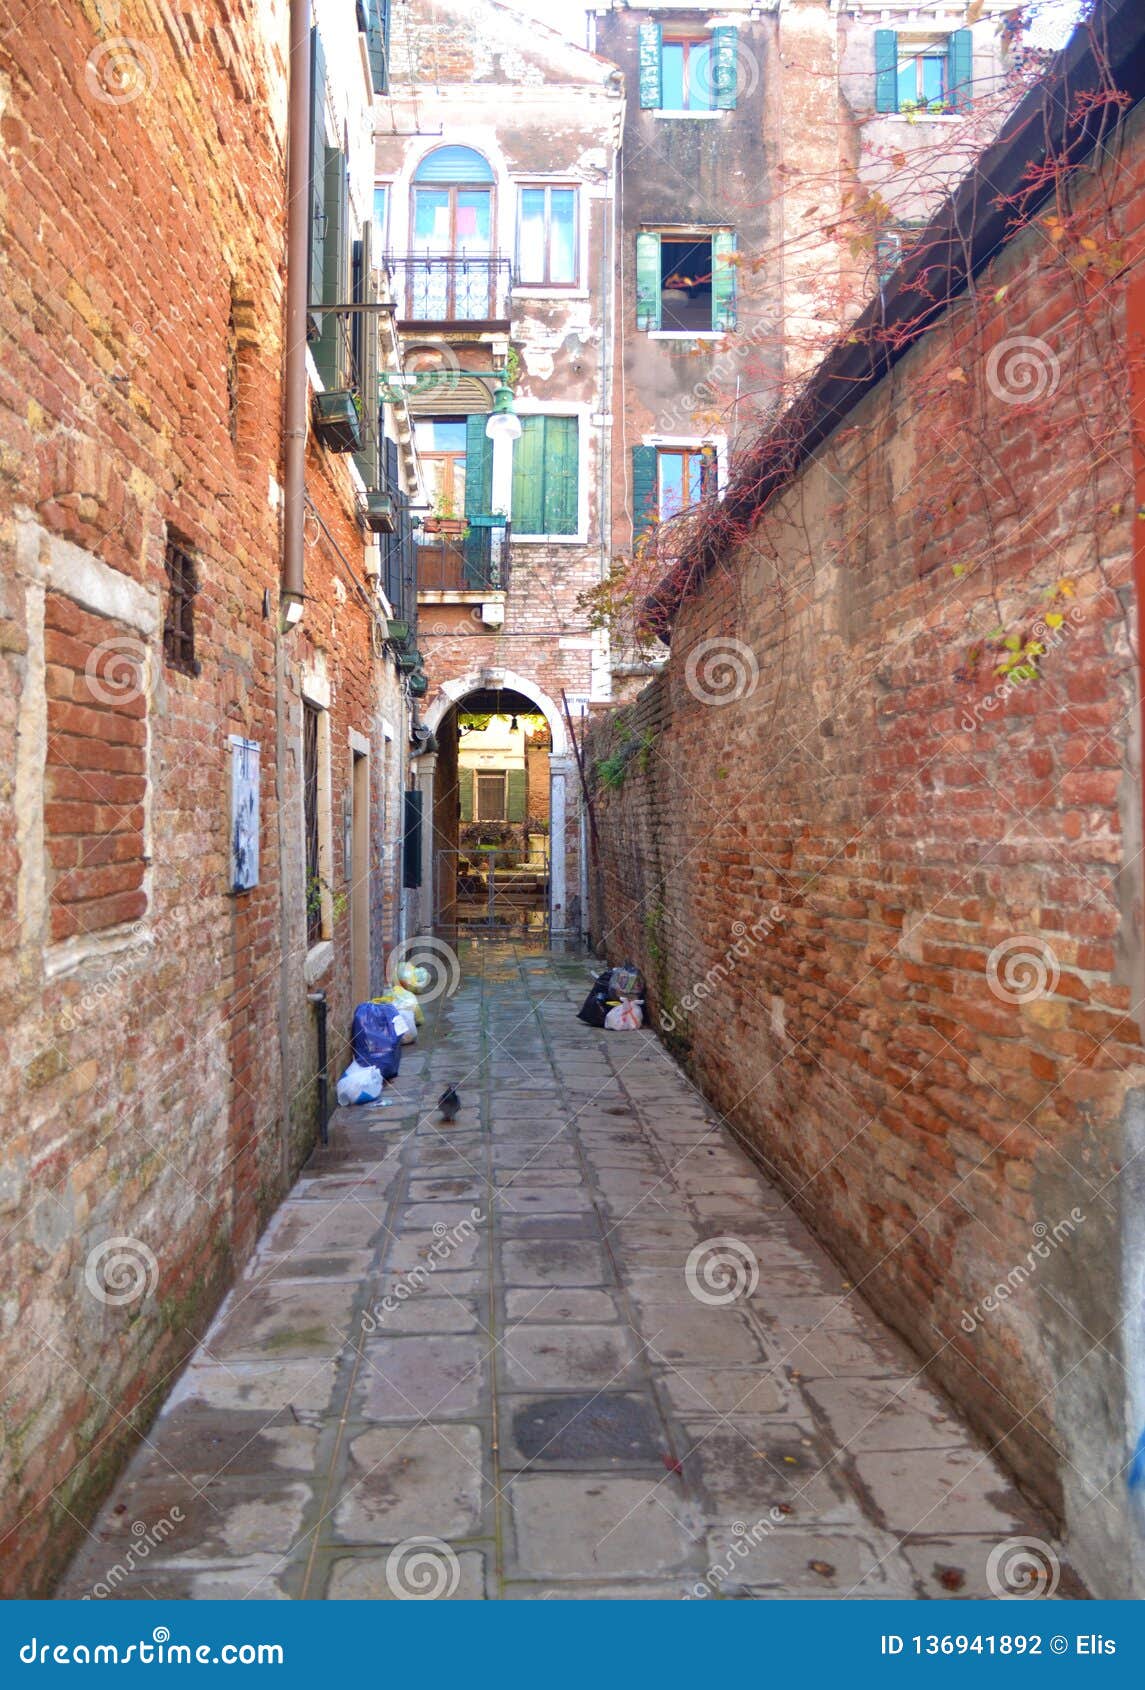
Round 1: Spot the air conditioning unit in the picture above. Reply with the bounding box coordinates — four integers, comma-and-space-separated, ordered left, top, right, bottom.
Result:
480, 601, 505, 628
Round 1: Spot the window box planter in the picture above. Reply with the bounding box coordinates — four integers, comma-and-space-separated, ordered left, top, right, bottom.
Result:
396, 651, 422, 673
363, 491, 397, 534
422, 515, 469, 538
386, 618, 410, 644
408, 670, 429, 697
313, 390, 362, 454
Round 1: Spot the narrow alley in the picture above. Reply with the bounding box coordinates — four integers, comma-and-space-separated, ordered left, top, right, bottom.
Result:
60, 946, 1075, 1602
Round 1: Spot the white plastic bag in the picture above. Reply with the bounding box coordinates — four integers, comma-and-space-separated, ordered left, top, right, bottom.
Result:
336, 1060, 383, 1106
604, 996, 643, 1031
391, 1009, 417, 1045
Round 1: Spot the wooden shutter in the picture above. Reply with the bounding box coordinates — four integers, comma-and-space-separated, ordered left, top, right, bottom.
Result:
463, 413, 493, 583
638, 21, 662, 108
632, 445, 657, 543
711, 230, 737, 332
506, 768, 527, 822
316, 146, 348, 387
511, 416, 544, 533
635, 231, 661, 331
402, 788, 422, 888
383, 437, 402, 605
947, 28, 973, 109
874, 29, 898, 113
458, 768, 474, 823
367, 0, 388, 94
354, 218, 380, 486
711, 26, 738, 109
542, 416, 578, 536
308, 28, 327, 312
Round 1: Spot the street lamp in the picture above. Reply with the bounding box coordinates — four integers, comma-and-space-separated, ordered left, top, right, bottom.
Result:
485, 383, 522, 443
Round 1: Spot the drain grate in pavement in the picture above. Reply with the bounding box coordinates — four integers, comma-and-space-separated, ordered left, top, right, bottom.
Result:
511, 1393, 662, 1464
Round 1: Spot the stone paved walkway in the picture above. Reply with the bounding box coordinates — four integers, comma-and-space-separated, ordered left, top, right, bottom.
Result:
60, 943, 1076, 1600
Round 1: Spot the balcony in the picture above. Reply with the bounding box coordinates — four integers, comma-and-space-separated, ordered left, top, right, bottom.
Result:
386, 253, 513, 328
416, 523, 508, 596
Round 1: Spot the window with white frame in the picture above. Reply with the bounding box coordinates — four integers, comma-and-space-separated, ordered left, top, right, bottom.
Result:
517, 186, 578, 286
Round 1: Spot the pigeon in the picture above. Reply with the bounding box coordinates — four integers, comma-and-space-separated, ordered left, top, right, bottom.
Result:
437, 1084, 461, 1123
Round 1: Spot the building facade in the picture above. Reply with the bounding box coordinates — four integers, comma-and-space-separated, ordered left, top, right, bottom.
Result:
375, 0, 624, 939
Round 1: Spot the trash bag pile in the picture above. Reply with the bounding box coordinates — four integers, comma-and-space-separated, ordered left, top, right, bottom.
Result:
577, 962, 646, 1031
335, 965, 436, 1106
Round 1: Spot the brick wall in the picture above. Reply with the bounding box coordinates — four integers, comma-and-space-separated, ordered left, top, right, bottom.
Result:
0, 0, 408, 1594
588, 98, 1145, 1597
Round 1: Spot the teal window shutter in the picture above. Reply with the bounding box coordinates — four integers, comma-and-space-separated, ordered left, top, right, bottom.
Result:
511, 416, 544, 533
638, 21, 662, 108
402, 789, 422, 888
353, 217, 379, 485
458, 768, 474, 823
947, 28, 973, 109
632, 445, 657, 542
366, 0, 388, 94
506, 769, 527, 822
711, 230, 737, 332
635, 231, 661, 331
542, 416, 578, 535
463, 413, 494, 584
308, 28, 327, 312
874, 29, 898, 112
712, 26, 738, 109
315, 146, 348, 387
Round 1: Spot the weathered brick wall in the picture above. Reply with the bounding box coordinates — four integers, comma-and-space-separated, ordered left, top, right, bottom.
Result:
588, 101, 1145, 1596
0, 0, 407, 1595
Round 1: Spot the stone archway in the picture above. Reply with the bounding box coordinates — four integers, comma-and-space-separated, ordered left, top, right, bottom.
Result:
415, 669, 579, 938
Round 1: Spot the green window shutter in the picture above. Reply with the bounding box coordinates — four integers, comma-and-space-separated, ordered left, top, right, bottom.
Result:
315, 146, 347, 387
458, 768, 474, 823
353, 218, 380, 486
947, 28, 973, 109
542, 416, 578, 536
511, 416, 544, 533
632, 445, 657, 542
638, 21, 662, 108
711, 230, 737, 332
635, 231, 661, 331
874, 29, 898, 112
712, 26, 738, 109
463, 413, 494, 582
506, 768, 527, 822
308, 28, 327, 312
367, 0, 388, 94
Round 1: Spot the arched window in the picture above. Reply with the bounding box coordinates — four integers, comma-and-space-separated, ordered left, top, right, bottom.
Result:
410, 146, 494, 320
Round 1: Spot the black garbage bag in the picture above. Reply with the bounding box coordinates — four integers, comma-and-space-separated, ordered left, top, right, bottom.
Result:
577, 969, 615, 1028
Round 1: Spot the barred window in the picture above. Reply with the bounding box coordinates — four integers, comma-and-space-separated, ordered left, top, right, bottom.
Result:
163, 539, 199, 676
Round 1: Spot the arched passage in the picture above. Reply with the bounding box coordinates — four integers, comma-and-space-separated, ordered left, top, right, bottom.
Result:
413, 672, 579, 939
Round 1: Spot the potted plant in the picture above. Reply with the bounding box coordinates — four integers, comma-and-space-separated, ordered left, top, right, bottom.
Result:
422, 493, 469, 539
313, 389, 362, 454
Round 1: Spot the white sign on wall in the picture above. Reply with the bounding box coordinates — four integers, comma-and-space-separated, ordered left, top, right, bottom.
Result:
228, 736, 260, 893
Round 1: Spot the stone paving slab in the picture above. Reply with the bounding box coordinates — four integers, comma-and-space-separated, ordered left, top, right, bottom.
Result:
60, 943, 1079, 1601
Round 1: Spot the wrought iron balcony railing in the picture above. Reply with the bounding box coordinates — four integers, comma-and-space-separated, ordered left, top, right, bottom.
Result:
385, 253, 514, 324
416, 523, 508, 594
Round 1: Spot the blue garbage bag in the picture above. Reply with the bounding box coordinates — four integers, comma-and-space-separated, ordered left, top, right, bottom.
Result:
351, 1000, 402, 1080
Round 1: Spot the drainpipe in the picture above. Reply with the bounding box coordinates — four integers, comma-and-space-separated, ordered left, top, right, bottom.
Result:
283, 0, 311, 626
